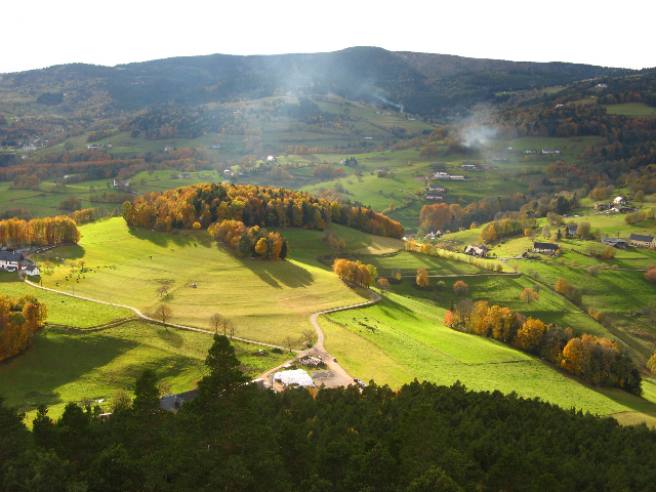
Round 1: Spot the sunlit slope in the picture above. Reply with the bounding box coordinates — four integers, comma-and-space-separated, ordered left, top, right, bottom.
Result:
322, 290, 656, 423
37, 218, 373, 346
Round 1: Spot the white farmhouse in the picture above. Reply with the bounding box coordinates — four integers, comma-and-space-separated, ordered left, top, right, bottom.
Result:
273, 369, 314, 388
0, 250, 40, 276
0, 250, 22, 272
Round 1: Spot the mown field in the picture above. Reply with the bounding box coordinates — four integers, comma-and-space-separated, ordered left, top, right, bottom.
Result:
35, 218, 381, 346
0, 275, 131, 328
604, 103, 656, 118
321, 289, 656, 426
0, 321, 288, 421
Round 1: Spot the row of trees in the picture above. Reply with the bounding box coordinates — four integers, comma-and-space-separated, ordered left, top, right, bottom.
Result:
0, 216, 79, 247
0, 295, 47, 362
444, 299, 641, 394
332, 258, 377, 287
207, 219, 288, 260
69, 208, 105, 225
2, 335, 656, 491
121, 183, 403, 238
418, 192, 579, 235
480, 218, 533, 243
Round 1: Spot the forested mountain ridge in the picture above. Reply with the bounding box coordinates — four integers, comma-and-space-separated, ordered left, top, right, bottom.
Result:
0, 46, 628, 117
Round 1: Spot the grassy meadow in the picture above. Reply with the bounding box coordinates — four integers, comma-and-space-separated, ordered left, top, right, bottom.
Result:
604, 103, 656, 118
0, 321, 288, 421
0, 275, 132, 328
321, 289, 656, 424
35, 218, 377, 346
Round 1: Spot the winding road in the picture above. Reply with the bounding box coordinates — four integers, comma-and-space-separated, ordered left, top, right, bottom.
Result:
24, 279, 383, 388
301, 289, 382, 388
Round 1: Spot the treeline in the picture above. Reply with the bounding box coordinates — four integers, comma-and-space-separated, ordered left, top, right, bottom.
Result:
332, 258, 377, 287
481, 217, 535, 243
0, 295, 47, 362
2, 335, 656, 491
0, 216, 79, 247
122, 182, 403, 238
404, 240, 504, 272
208, 219, 287, 260
0, 148, 211, 184
69, 208, 109, 225
445, 300, 641, 394
418, 191, 577, 233
0, 158, 142, 183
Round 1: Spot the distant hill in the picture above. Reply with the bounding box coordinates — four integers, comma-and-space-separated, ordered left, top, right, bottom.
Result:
0, 47, 629, 117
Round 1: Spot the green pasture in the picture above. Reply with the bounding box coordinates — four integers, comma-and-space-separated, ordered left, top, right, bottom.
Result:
35, 218, 377, 346
0, 321, 288, 421
0, 276, 131, 328
321, 289, 656, 423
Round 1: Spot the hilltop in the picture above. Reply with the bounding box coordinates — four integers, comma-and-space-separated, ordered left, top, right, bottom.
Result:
0, 46, 625, 117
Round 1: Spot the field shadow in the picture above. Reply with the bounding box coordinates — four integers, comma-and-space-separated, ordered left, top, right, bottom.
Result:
0, 330, 136, 411
127, 226, 212, 249
38, 244, 86, 262
156, 326, 184, 348
378, 296, 418, 320
238, 258, 313, 289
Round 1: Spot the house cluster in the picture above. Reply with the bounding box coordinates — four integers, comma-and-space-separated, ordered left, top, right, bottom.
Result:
424, 231, 442, 241
628, 233, 656, 249
594, 196, 636, 214
601, 237, 629, 249
532, 242, 560, 255
87, 143, 112, 150
464, 244, 488, 257
523, 148, 561, 155
425, 184, 447, 201
0, 249, 40, 276
433, 171, 465, 181
111, 178, 131, 190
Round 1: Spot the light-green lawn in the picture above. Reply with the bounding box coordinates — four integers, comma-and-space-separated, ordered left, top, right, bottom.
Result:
0, 275, 131, 328
35, 218, 379, 347
321, 289, 656, 426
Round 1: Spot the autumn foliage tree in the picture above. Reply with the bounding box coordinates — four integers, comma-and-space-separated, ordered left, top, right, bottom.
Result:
453, 280, 469, 296
0, 295, 47, 361
647, 352, 656, 375
444, 300, 641, 394
644, 266, 656, 283
519, 287, 539, 304
208, 219, 287, 260
0, 216, 80, 247
122, 182, 403, 238
416, 268, 430, 288
554, 278, 581, 305
333, 259, 376, 287
561, 335, 641, 393
514, 318, 547, 353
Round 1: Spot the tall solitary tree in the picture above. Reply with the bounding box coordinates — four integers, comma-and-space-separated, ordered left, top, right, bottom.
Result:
197, 335, 249, 400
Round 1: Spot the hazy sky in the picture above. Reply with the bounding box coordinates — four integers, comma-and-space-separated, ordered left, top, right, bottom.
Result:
2, 0, 654, 73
